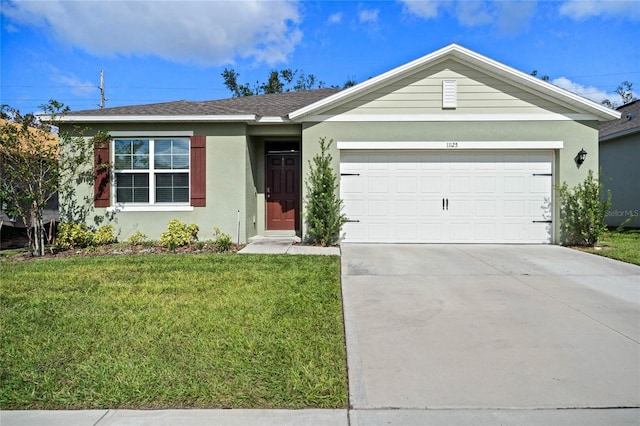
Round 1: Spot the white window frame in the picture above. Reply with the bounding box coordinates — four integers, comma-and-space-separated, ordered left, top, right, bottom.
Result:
111, 137, 194, 212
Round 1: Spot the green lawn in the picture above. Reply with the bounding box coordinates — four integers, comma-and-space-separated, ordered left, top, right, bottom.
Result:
583, 230, 640, 266
0, 254, 347, 409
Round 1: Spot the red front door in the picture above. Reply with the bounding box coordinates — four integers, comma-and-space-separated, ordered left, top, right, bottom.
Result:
266, 153, 300, 231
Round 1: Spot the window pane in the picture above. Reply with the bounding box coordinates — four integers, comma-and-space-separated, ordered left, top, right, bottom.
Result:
133, 154, 149, 169
154, 139, 189, 170
173, 173, 189, 186
155, 173, 189, 203
172, 155, 189, 169
114, 155, 131, 170
156, 174, 172, 186
114, 140, 149, 170
116, 173, 149, 203
114, 140, 131, 155
155, 154, 172, 170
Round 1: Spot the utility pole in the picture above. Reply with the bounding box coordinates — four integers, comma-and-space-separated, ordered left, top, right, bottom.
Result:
99, 70, 106, 109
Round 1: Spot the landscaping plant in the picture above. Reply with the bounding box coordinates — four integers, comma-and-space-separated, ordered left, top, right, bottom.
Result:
160, 219, 199, 250
213, 227, 232, 252
556, 169, 611, 246
305, 138, 347, 246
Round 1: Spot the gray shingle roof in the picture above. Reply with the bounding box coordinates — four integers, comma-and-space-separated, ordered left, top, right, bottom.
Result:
64, 88, 341, 118
600, 100, 640, 140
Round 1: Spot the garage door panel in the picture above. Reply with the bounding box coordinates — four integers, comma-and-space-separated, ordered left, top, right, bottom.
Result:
475, 176, 496, 193
474, 223, 496, 240
421, 176, 443, 192
340, 150, 552, 243
368, 199, 389, 216
397, 176, 418, 192
504, 200, 526, 217
475, 200, 496, 217
397, 199, 418, 216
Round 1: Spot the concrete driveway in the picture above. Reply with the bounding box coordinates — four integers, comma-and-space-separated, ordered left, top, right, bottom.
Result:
341, 244, 640, 423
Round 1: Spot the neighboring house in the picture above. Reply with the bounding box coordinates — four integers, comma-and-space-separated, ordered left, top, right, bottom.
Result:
599, 100, 640, 228
54, 44, 619, 245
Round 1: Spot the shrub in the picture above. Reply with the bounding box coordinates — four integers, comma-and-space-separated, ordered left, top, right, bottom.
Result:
92, 225, 116, 246
160, 219, 199, 250
557, 169, 611, 246
127, 231, 147, 246
56, 223, 93, 251
305, 137, 347, 246
213, 227, 232, 252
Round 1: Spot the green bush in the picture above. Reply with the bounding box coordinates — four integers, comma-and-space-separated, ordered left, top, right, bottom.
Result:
305, 137, 347, 246
213, 227, 232, 252
127, 231, 147, 246
93, 225, 116, 246
56, 223, 93, 251
160, 219, 199, 250
557, 169, 611, 246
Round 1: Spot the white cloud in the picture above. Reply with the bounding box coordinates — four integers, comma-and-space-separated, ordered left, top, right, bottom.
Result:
359, 8, 380, 24
327, 12, 343, 25
1, 0, 302, 66
552, 76, 617, 104
559, 0, 640, 20
51, 72, 97, 97
399, 0, 446, 19
495, 1, 537, 34
398, 0, 537, 34
455, 2, 493, 27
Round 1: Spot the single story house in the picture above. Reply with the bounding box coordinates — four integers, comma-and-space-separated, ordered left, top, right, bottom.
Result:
599, 99, 639, 228
55, 44, 619, 244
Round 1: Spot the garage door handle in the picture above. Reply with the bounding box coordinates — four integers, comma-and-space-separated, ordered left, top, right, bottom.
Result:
442, 198, 445, 210
341, 173, 360, 176
443, 198, 449, 210
533, 220, 552, 223
446, 198, 449, 210
345, 219, 360, 223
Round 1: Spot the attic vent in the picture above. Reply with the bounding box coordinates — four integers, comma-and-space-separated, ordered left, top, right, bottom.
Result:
627, 113, 636, 121
442, 79, 457, 109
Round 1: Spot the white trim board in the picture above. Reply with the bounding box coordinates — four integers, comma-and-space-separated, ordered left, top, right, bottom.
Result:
297, 113, 600, 122
337, 141, 564, 150
109, 131, 194, 137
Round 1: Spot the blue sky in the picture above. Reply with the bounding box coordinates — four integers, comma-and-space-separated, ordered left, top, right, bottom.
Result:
1, 0, 639, 114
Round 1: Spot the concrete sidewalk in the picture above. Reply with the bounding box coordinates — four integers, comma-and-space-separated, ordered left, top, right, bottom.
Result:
4, 407, 639, 425
238, 236, 340, 255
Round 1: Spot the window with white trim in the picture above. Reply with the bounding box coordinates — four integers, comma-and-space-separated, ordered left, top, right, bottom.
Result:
113, 138, 190, 204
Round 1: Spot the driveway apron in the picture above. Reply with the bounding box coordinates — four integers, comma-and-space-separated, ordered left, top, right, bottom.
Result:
341, 244, 640, 410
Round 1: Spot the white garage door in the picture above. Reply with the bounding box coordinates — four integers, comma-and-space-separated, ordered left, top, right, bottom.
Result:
340, 151, 553, 243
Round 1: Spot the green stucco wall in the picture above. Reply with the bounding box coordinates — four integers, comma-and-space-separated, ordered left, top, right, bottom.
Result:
302, 119, 601, 244
59, 122, 254, 243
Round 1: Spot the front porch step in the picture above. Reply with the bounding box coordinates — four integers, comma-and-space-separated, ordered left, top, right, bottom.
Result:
248, 235, 301, 244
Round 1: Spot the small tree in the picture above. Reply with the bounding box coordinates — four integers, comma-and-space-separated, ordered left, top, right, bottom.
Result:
556, 170, 611, 247
0, 102, 102, 256
305, 138, 347, 246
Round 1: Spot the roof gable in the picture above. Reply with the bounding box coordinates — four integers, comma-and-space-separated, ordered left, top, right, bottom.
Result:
289, 44, 620, 122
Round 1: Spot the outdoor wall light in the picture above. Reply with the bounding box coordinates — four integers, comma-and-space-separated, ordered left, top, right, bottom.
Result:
576, 148, 588, 166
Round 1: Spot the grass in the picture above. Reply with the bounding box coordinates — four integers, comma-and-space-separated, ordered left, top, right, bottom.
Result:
582, 229, 640, 266
0, 254, 347, 409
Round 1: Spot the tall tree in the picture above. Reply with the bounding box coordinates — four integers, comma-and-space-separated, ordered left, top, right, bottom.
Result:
222, 68, 355, 97
602, 81, 637, 108
0, 101, 105, 256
